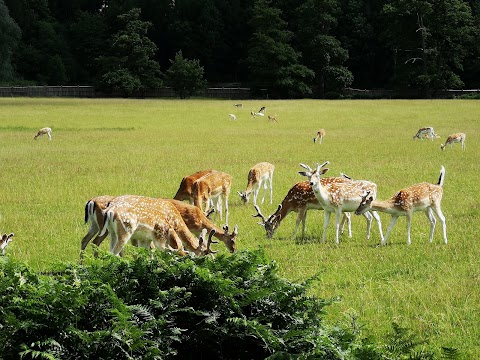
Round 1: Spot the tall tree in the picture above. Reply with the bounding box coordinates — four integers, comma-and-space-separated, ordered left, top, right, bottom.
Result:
295, 0, 353, 97
247, 0, 314, 98
98, 7, 162, 96
165, 50, 207, 98
382, 0, 476, 95
0, 0, 21, 81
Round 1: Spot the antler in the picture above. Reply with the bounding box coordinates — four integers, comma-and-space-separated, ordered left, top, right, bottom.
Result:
360, 190, 371, 201
205, 229, 218, 255
316, 161, 330, 170
299, 163, 312, 172
252, 205, 267, 223
340, 172, 352, 180
204, 207, 215, 219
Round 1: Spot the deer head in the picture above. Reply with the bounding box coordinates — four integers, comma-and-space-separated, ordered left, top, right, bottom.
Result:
221, 224, 238, 253
237, 191, 250, 204
253, 204, 282, 239
355, 191, 373, 215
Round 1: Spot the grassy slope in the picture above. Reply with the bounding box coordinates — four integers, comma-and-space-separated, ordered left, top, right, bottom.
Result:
0, 97, 478, 357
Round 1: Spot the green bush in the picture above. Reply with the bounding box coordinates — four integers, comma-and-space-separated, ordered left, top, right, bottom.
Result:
0, 250, 457, 359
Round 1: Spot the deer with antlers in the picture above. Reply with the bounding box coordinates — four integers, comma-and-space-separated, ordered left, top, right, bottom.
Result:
253, 181, 352, 240
440, 133, 466, 151
191, 171, 232, 225
238, 162, 274, 206
100, 195, 217, 256
355, 166, 447, 245
34, 127, 52, 140
1, 233, 14, 255
299, 161, 384, 244
313, 129, 326, 144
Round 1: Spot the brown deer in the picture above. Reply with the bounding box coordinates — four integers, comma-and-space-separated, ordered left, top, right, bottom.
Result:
440, 133, 466, 151
238, 162, 274, 206
299, 161, 384, 244
313, 129, 326, 144
173, 169, 216, 202
253, 181, 352, 239
100, 195, 217, 256
355, 166, 447, 245
191, 171, 232, 225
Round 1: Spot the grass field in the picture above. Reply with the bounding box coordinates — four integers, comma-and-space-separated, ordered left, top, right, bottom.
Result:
0, 97, 478, 357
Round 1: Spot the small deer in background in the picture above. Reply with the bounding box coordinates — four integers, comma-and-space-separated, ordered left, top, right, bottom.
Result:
228, 114, 237, 121
413, 127, 438, 140
1, 233, 14, 255
267, 115, 278, 123
313, 129, 326, 144
234, 103, 243, 108
34, 127, 52, 140
238, 162, 274, 206
440, 133, 466, 151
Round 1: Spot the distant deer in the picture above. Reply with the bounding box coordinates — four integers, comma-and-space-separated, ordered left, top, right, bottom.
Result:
267, 115, 278, 122
413, 127, 438, 140
1, 233, 14, 255
440, 133, 466, 151
313, 129, 325, 144
228, 114, 237, 121
355, 166, 447, 245
34, 127, 52, 140
238, 162, 274, 206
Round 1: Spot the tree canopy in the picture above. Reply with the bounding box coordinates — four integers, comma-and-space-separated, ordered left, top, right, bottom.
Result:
2, 0, 479, 97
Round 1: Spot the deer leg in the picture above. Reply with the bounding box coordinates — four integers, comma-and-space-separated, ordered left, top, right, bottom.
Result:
334, 209, 343, 244
261, 181, 268, 204
424, 208, 436, 243
430, 204, 447, 244
91, 231, 109, 257
269, 175, 273, 204
81, 222, 100, 253
293, 208, 307, 239
362, 211, 373, 240
340, 212, 352, 238
370, 210, 384, 244
224, 195, 229, 227
322, 211, 331, 242
405, 212, 413, 245
111, 226, 131, 256
384, 216, 399, 245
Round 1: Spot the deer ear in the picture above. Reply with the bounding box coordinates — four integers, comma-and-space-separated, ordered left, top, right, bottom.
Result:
320, 168, 329, 174
299, 171, 310, 177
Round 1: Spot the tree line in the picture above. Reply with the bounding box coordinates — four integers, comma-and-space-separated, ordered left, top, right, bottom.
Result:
1, 0, 479, 98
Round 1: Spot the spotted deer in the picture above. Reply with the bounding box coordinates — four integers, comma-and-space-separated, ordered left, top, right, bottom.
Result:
191, 171, 232, 225
173, 169, 216, 203
100, 195, 217, 256
440, 133, 466, 151
253, 181, 352, 240
1, 233, 14, 255
299, 161, 384, 244
267, 115, 278, 122
355, 166, 447, 245
413, 127, 438, 140
34, 127, 52, 140
313, 129, 326, 144
238, 162, 274, 206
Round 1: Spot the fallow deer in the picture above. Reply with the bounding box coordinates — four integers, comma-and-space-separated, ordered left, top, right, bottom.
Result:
34, 127, 52, 140
299, 161, 384, 244
267, 115, 278, 122
1, 233, 14, 255
313, 129, 326, 144
253, 181, 352, 240
229, 114, 237, 121
173, 169, 215, 203
440, 133, 466, 151
238, 162, 274, 206
413, 127, 438, 141
191, 171, 232, 225
100, 195, 217, 256
355, 166, 447, 245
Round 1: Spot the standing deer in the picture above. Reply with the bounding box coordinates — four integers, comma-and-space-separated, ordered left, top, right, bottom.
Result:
1, 233, 14, 255
191, 171, 232, 225
252, 181, 352, 240
238, 162, 274, 206
355, 166, 447, 245
100, 195, 217, 256
34, 127, 52, 140
440, 133, 466, 151
299, 161, 384, 244
313, 129, 326, 144
174, 170, 215, 203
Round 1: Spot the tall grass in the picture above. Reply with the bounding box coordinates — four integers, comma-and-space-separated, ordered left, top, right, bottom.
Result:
0, 97, 478, 358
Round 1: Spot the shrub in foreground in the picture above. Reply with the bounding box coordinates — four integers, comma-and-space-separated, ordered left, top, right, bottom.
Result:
0, 250, 456, 359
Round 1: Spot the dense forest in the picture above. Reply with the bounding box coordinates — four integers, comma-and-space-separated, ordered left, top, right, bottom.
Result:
1, 0, 479, 98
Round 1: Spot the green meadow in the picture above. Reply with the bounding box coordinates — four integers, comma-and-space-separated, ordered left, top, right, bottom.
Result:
0, 98, 478, 357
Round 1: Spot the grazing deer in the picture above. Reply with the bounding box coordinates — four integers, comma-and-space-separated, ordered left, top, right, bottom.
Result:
229, 114, 237, 121
81, 195, 117, 257
251, 111, 265, 118
258, 106, 266, 113
267, 115, 278, 122
413, 127, 438, 140
253, 181, 352, 239
191, 171, 232, 225
313, 129, 326, 144
440, 133, 466, 151
238, 162, 274, 206
174, 170, 215, 203
168, 199, 238, 253
1, 233, 14, 255
234, 103, 243, 108
355, 166, 447, 245
34, 127, 52, 140
299, 161, 384, 244
100, 195, 217, 256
